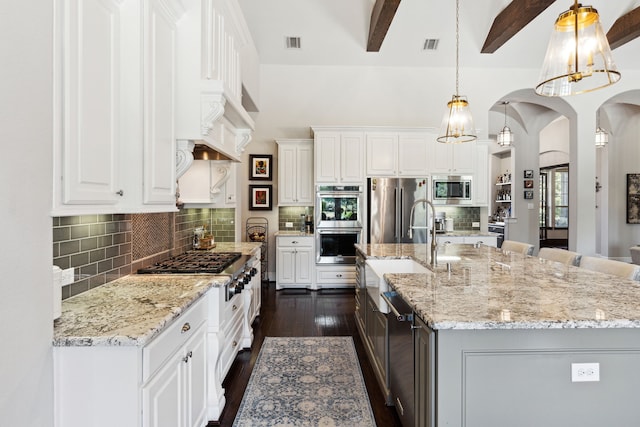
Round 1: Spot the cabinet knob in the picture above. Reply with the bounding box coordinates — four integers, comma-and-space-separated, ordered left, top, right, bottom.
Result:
232, 304, 238, 311
181, 322, 191, 333
232, 340, 238, 348
115, 190, 124, 196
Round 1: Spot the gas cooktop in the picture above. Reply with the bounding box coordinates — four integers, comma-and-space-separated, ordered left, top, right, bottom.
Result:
137, 251, 243, 274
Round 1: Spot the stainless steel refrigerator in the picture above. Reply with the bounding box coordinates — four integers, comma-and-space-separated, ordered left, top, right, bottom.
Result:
368, 177, 429, 244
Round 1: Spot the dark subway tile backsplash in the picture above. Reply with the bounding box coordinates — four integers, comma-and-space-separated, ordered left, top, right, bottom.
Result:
54, 208, 236, 299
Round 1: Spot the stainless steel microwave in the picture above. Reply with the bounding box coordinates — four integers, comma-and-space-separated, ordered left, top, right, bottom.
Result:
432, 176, 472, 205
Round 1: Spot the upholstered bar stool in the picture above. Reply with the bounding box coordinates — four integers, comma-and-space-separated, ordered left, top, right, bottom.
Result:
538, 247, 582, 266
579, 255, 640, 281
630, 246, 640, 265
501, 240, 534, 256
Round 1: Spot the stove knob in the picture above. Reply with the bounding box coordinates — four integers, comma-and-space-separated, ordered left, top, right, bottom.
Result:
243, 275, 251, 285
250, 267, 258, 276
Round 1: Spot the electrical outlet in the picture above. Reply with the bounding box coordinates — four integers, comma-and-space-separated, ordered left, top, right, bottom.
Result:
472, 222, 480, 228
571, 363, 600, 382
285, 222, 293, 228
61, 267, 75, 285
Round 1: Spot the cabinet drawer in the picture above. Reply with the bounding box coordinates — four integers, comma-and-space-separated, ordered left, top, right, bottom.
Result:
316, 266, 356, 284
219, 310, 244, 380
221, 293, 243, 330
277, 236, 313, 247
142, 297, 207, 382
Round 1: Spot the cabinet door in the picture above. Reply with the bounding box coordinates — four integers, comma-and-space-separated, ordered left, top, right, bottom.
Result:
57, 0, 121, 206
185, 325, 207, 427
295, 248, 314, 284
340, 132, 365, 183
278, 144, 298, 204
473, 143, 488, 205
415, 316, 435, 427
372, 310, 387, 373
143, 350, 183, 427
178, 160, 212, 203
143, 0, 177, 205
451, 143, 475, 173
315, 132, 340, 183
297, 143, 315, 203
366, 133, 398, 176
426, 139, 452, 175
398, 134, 429, 176
276, 248, 296, 284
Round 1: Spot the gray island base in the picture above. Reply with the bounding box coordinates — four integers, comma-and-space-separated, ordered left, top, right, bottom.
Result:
356, 243, 640, 427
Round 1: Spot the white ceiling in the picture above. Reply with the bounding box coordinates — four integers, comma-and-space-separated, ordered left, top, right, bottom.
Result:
237, 0, 640, 71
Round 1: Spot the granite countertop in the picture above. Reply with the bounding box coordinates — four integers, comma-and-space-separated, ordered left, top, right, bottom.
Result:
53, 274, 229, 347
356, 243, 640, 331
53, 242, 262, 347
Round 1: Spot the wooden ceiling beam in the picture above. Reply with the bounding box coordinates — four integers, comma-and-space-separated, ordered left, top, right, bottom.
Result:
607, 6, 640, 50
367, 0, 401, 52
481, 0, 557, 54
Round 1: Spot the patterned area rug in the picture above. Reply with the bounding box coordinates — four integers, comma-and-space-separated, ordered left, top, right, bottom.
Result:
233, 336, 377, 427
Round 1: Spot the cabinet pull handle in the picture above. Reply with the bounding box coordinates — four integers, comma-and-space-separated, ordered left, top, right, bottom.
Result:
115, 189, 124, 196
232, 304, 238, 311
336, 274, 342, 278
411, 325, 422, 330
181, 322, 191, 333
292, 241, 298, 244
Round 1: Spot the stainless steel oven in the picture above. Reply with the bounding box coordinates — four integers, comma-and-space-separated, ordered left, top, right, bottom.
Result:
316, 185, 363, 229
316, 228, 362, 264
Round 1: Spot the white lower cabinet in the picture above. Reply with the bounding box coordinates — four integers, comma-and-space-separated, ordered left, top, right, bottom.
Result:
276, 236, 314, 290
315, 265, 356, 289
143, 321, 207, 427
54, 297, 208, 427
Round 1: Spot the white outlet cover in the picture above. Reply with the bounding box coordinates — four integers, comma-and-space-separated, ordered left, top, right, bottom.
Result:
285, 222, 293, 228
571, 362, 600, 382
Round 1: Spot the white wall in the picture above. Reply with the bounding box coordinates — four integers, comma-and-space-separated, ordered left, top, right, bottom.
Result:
0, 2, 54, 426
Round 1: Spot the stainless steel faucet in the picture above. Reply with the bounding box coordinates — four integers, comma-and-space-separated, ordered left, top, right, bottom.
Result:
408, 198, 438, 267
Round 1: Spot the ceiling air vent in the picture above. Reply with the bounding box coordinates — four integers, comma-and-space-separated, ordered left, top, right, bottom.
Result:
285, 36, 301, 49
423, 38, 439, 51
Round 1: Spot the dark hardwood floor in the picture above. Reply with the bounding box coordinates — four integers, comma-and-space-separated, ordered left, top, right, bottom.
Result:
208, 283, 402, 427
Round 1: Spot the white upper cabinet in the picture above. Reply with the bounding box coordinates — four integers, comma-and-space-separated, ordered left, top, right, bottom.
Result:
366, 131, 431, 177
178, 160, 236, 207
366, 133, 398, 176
473, 142, 489, 206
53, 0, 183, 215
277, 139, 314, 206
313, 129, 364, 185
427, 138, 476, 175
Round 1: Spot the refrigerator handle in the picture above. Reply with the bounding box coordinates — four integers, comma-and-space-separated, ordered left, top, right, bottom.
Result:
393, 188, 398, 239
399, 188, 404, 239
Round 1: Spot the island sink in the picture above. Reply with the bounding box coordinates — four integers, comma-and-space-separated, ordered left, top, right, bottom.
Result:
365, 259, 430, 314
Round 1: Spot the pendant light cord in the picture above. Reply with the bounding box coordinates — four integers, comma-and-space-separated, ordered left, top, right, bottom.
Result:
455, 0, 460, 96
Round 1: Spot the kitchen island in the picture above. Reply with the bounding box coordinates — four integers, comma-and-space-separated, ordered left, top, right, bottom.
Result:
356, 243, 640, 427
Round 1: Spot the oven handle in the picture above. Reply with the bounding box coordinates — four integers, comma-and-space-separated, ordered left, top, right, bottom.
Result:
316, 228, 362, 234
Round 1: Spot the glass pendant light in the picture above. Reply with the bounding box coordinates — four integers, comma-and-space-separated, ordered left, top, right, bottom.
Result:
595, 109, 608, 148
437, 0, 476, 143
535, 0, 621, 97
497, 102, 514, 147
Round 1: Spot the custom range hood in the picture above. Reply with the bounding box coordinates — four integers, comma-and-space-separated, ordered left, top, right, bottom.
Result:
175, 0, 258, 180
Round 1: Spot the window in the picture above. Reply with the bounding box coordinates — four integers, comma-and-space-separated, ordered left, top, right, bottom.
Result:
552, 168, 569, 228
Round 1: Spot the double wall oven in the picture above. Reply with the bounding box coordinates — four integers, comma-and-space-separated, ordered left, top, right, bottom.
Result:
315, 185, 363, 264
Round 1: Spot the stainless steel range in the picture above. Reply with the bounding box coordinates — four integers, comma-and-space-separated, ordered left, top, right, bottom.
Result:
137, 251, 256, 300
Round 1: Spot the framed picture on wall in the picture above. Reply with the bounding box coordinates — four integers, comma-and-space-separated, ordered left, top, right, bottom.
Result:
249, 154, 272, 180
524, 170, 534, 179
524, 179, 534, 188
249, 185, 273, 210
627, 174, 640, 223
524, 190, 534, 200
